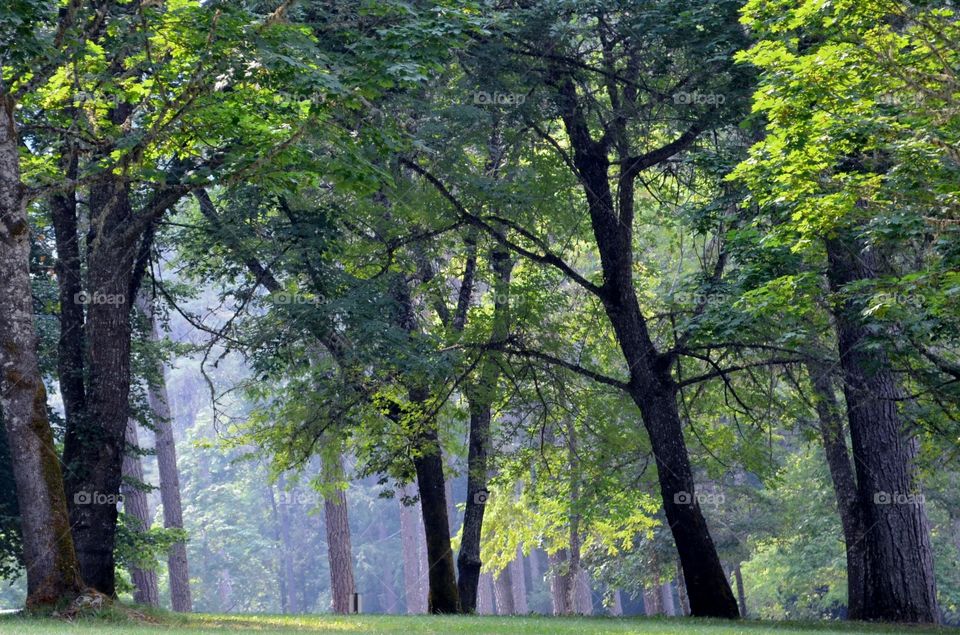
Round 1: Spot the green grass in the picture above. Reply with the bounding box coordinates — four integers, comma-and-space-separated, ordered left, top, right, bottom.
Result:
0, 611, 956, 635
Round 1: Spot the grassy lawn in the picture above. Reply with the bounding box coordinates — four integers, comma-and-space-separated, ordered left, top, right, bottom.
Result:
0, 612, 955, 635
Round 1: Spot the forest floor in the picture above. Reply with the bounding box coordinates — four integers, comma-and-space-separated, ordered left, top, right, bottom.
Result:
0, 612, 955, 635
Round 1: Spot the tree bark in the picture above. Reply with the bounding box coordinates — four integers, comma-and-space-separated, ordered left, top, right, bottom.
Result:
399, 484, 427, 614
323, 456, 356, 614
457, 245, 512, 613
120, 419, 159, 606
277, 476, 298, 614
806, 359, 865, 619
548, 549, 573, 616
61, 168, 137, 596
511, 549, 529, 614
493, 564, 515, 615
555, 77, 739, 619
676, 557, 690, 616
575, 571, 592, 615
137, 294, 192, 612
609, 589, 623, 616
478, 572, 495, 614
825, 236, 939, 623
49, 146, 86, 437
732, 564, 746, 619
0, 91, 85, 607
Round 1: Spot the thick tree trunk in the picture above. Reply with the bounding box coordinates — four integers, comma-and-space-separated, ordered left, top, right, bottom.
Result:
494, 565, 515, 615
575, 571, 592, 615
548, 549, 573, 616
806, 359, 866, 619
557, 78, 738, 619
825, 237, 939, 623
478, 573, 495, 614
61, 169, 137, 596
399, 484, 427, 614
120, 420, 159, 606
0, 93, 85, 607
323, 456, 356, 614
138, 295, 192, 612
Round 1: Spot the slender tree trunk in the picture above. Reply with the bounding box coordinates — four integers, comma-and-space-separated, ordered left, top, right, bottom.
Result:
138, 295, 192, 612
411, 427, 459, 613
557, 79, 738, 619
806, 359, 865, 619
50, 146, 86, 438
323, 455, 356, 614
267, 485, 288, 614
732, 564, 746, 619
120, 419, 159, 606
457, 246, 512, 613
277, 476, 298, 614
548, 549, 573, 616
609, 589, 623, 616
392, 273, 460, 614
399, 484, 427, 614
825, 236, 939, 623
0, 92, 85, 607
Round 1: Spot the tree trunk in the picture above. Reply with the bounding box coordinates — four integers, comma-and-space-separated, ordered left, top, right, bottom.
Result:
806, 359, 865, 619
0, 92, 85, 607
277, 476, 298, 614
478, 573, 495, 614
732, 564, 746, 619
548, 549, 573, 616
493, 564, 515, 615
392, 273, 460, 614
575, 571, 592, 615
120, 419, 159, 606
457, 246, 511, 613
557, 78, 738, 619
825, 236, 939, 623
61, 169, 137, 596
411, 426, 460, 613
267, 485, 288, 613
49, 146, 86, 441
323, 456, 356, 614
676, 558, 690, 616
138, 294, 192, 612
399, 484, 427, 614
511, 549, 528, 614
610, 589, 623, 616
